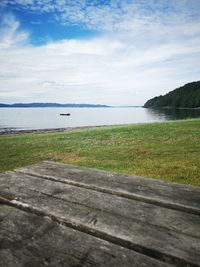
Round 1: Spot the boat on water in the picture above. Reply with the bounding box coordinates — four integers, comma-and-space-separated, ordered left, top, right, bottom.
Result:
60, 113, 71, 116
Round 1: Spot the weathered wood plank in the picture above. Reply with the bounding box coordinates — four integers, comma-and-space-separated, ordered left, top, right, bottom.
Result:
16, 161, 200, 215
0, 171, 200, 266
1, 171, 200, 238
0, 205, 173, 267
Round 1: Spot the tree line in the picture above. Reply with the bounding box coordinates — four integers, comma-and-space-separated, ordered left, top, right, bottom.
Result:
144, 81, 200, 108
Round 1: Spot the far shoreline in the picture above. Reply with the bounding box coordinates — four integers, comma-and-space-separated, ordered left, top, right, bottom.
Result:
143, 106, 200, 110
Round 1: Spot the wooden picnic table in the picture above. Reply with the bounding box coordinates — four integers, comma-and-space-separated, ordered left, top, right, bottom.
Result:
0, 161, 200, 267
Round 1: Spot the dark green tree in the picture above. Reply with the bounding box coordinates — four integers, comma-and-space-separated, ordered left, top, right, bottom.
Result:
144, 81, 200, 109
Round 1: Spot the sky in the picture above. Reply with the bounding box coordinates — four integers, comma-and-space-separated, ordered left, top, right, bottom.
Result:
0, 0, 200, 106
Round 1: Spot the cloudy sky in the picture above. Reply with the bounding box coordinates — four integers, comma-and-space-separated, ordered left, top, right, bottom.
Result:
0, 0, 200, 105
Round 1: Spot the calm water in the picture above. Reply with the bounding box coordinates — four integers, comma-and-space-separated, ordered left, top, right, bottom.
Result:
0, 107, 200, 132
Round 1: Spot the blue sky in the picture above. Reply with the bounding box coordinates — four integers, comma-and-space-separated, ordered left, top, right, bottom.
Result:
0, 0, 200, 105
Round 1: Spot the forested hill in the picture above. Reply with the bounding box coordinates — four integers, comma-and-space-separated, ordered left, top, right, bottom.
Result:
144, 81, 200, 109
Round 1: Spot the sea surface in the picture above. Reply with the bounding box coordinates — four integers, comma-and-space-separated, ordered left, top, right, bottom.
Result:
0, 107, 200, 132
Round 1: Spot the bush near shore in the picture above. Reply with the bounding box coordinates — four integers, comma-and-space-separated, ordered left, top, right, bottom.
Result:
0, 119, 199, 186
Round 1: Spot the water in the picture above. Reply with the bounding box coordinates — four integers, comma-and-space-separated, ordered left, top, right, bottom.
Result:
0, 107, 199, 132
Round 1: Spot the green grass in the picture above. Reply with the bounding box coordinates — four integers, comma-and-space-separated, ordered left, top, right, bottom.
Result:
0, 119, 200, 186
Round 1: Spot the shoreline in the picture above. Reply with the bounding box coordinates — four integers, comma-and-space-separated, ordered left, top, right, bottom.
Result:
144, 106, 200, 110
1, 118, 199, 136
0, 125, 108, 136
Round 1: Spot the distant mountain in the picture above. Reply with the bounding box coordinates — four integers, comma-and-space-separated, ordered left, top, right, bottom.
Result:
0, 103, 10, 107
144, 81, 200, 109
0, 103, 110, 108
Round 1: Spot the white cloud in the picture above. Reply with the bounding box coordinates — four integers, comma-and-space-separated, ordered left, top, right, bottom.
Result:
0, 13, 29, 48
2, 0, 200, 38
0, 1, 200, 105
0, 14, 200, 105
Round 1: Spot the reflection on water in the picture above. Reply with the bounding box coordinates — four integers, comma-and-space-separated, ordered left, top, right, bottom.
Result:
0, 107, 199, 131
148, 108, 200, 120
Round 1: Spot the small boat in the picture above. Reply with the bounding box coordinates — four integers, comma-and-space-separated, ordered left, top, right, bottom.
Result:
60, 113, 71, 116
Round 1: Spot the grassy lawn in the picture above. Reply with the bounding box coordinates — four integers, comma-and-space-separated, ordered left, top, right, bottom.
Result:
0, 119, 199, 186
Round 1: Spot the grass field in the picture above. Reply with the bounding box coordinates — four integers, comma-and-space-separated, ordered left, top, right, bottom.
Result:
0, 119, 199, 186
